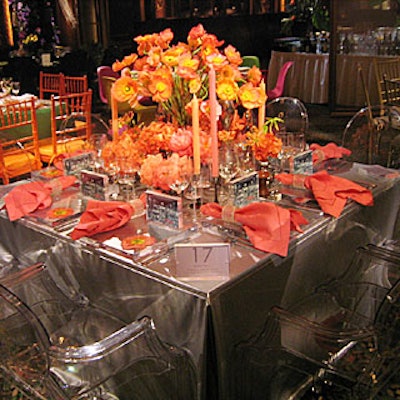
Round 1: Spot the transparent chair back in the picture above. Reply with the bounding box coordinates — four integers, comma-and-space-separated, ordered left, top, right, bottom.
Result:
0, 263, 198, 399
266, 97, 309, 151
233, 246, 400, 399
342, 104, 400, 168
59, 113, 110, 170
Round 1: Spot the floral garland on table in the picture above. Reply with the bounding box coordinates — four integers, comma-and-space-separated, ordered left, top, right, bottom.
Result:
104, 24, 283, 190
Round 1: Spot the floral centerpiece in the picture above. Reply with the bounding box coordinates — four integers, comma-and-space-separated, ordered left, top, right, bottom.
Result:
103, 24, 281, 191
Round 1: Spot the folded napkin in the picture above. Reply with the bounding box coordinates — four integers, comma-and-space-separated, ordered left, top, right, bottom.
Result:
275, 170, 374, 218
310, 142, 352, 164
70, 200, 136, 240
4, 175, 77, 221
200, 202, 308, 257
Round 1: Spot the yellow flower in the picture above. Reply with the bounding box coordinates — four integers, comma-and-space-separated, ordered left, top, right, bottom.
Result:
238, 82, 266, 110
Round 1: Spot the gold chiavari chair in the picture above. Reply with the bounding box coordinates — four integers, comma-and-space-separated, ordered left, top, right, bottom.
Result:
39, 71, 64, 99
63, 75, 88, 95
0, 98, 42, 184
38, 90, 93, 165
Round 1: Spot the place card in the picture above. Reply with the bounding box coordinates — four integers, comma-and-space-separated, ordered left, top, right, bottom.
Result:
293, 149, 313, 174
175, 243, 230, 279
281, 148, 313, 175
63, 151, 94, 176
80, 170, 111, 201
231, 171, 259, 207
146, 190, 183, 230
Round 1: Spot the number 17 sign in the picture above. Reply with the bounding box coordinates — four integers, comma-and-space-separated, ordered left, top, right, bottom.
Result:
175, 243, 230, 280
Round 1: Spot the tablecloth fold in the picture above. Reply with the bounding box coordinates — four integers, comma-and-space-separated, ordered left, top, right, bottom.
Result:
200, 202, 308, 257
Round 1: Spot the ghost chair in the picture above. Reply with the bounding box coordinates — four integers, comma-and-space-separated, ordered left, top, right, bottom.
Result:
0, 262, 198, 400
233, 246, 400, 399
266, 96, 309, 151
342, 104, 400, 168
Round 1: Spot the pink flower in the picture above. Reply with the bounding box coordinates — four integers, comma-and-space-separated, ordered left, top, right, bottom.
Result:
169, 127, 193, 156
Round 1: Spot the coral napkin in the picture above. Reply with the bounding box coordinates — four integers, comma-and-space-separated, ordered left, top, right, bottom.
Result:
275, 170, 374, 218
4, 176, 77, 221
310, 142, 352, 164
200, 202, 308, 257
70, 200, 135, 240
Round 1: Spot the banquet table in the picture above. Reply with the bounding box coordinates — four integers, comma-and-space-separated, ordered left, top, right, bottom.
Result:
0, 163, 399, 399
0, 94, 52, 141
267, 50, 398, 107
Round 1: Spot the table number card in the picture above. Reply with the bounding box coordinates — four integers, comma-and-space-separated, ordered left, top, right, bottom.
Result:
146, 190, 183, 229
175, 243, 230, 279
80, 170, 110, 201
63, 151, 94, 176
231, 171, 259, 208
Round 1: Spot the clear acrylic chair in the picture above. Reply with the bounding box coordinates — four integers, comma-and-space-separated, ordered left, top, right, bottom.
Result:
0, 263, 198, 400
342, 104, 400, 168
266, 96, 309, 151
233, 246, 400, 399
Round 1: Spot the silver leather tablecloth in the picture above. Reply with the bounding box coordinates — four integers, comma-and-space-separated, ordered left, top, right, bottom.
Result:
0, 163, 399, 399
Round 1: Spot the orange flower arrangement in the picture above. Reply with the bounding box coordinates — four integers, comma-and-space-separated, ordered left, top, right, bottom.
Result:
139, 153, 193, 192
111, 24, 266, 128
104, 24, 281, 190
246, 117, 283, 162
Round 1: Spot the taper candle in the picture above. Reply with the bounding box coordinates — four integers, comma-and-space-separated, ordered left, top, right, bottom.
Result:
192, 95, 200, 175
258, 79, 266, 131
209, 66, 219, 178
111, 91, 119, 141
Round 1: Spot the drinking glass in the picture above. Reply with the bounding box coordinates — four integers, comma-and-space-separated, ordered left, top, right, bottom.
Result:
88, 133, 108, 171
218, 143, 240, 204
169, 158, 192, 198
117, 158, 137, 202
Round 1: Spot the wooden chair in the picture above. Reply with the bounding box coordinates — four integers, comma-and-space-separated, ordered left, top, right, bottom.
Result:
373, 57, 400, 106
63, 75, 88, 94
39, 71, 64, 99
38, 90, 93, 165
0, 98, 42, 184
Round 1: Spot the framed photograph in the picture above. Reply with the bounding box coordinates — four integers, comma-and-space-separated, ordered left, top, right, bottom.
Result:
146, 190, 183, 229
